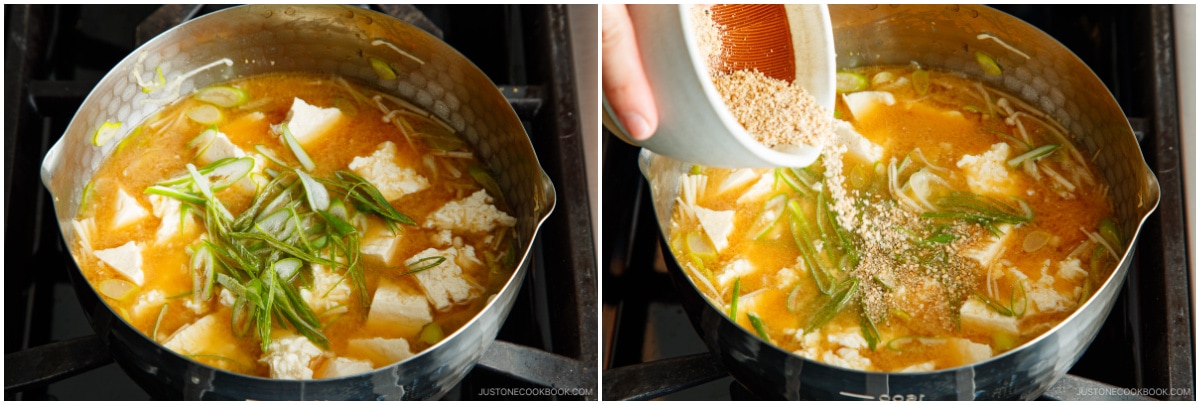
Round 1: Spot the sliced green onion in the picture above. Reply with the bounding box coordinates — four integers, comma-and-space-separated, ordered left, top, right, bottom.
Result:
296, 170, 330, 211
92, 120, 122, 146
975, 51, 1003, 76
1098, 218, 1122, 250
401, 256, 446, 276
747, 312, 770, 342
280, 124, 316, 171
747, 193, 787, 240
152, 303, 169, 342
786, 283, 803, 312
805, 278, 859, 333
142, 67, 166, 93
186, 104, 223, 125
974, 292, 1014, 317
420, 322, 445, 345
468, 165, 505, 204
195, 86, 250, 108
273, 258, 303, 281
1006, 144, 1059, 167
369, 57, 398, 80
912, 69, 930, 95
729, 277, 741, 321
144, 185, 205, 204
836, 71, 869, 93
98, 278, 139, 300
860, 314, 880, 351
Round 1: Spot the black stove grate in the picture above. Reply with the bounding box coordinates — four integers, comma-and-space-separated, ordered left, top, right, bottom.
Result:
4, 4, 596, 400
602, 4, 1192, 401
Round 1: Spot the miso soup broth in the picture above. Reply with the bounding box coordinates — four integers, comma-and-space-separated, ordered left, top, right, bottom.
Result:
669, 66, 1121, 372
73, 72, 518, 379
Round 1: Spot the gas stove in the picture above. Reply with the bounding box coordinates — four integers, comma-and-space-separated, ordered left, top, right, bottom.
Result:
4, 4, 597, 400
601, 4, 1193, 400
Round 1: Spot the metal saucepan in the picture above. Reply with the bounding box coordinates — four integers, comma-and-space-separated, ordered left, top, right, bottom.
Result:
40, 4, 555, 400
640, 4, 1160, 400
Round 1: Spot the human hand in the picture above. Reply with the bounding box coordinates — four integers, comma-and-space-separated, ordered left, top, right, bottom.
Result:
601, 4, 658, 141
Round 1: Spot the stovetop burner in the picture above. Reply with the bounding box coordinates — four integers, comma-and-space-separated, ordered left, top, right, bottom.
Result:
5, 4, 596, 400
602, 4, 1192, 401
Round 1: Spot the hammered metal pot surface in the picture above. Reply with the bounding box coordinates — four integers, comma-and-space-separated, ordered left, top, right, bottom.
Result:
40, 4, 555, 400
640, 4, 1160, 400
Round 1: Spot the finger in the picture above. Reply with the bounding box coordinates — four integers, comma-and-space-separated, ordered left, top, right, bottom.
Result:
601, 4, 658, 141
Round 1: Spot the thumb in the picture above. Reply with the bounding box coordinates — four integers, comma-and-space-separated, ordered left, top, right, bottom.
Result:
602, 4, 659, 141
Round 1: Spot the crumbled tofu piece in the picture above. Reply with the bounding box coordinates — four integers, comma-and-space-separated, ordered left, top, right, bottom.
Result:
131, 289, 166, 320
1057, 257, 1087, 281
716, 259, 754, 292
95, 241, 145, 286
776, 266, 800, 288
422, 189, 516, 234
960, 299, 1019, 336
283, 98, 342, 146
259, 333, 324, 380
1026, 260, 1073, 314
963, 224, 1013, 267
431, 229, 454, 247
192, 129, 245, 166
148, 194, 197, 244
163, 314, 252, 370
183, 296, 208, 315
407, 247, 476, 311
832, 120, 884, 163
300, 263, 351, 313
826, 332, 869, 350
715, 169, 760, 196
736, 172, 775, 206
948, 337, 993, 365
899, 362, 936, 372
956, 143, 1017, 196
72, 218, 97, 256
315, 357, 375, 379
360, 219, 402, 265
348, 141, 430, 201
694, 206, 735, 252
822, 347, 873, 370
842, 91, 896, 122
347, 337, 415, 366
218, 288, 236, 307
112, 188, 150, 230
366, 280, 433, 336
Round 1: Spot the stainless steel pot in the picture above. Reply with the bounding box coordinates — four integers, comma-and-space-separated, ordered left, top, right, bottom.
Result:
39, 4, 555, 400
640, 4, 1160, 400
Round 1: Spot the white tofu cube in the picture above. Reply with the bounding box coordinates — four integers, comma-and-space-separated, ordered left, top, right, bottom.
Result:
348, 141, 430, 201
948, 337, 993, 365
360, 219, 402, 265
422, 189, 516, 234
736, 172, 776, 206
714, 169, 760, 196
956, 142, 1017, 196
259, 332, 324, 380
962, 224, 1012, 267
284, 97, 342, 146
315, 357, 374, 379
693, 206, 735, 252
112, 188, 150, 230
95, 241, 145, 286
842, 91, 896, 122
366, 280, 432, 336
300, 263, 351, 313
960, 299, 1019, 336
833, 120, 884, 163
148, 194, 197, 244
406, 247, 475, 311
192, 129, 245, 166
163, 314, 253, 370
347, 337, 415, 366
